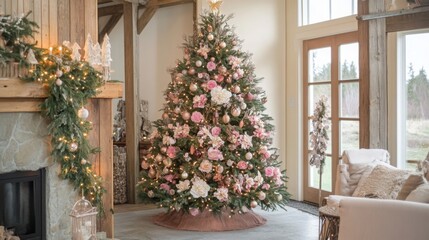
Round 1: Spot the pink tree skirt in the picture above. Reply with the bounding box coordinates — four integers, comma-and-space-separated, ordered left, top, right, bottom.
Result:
153, 209, 267, 231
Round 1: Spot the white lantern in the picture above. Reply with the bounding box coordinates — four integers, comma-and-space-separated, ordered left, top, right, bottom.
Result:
70, 197, 98, 240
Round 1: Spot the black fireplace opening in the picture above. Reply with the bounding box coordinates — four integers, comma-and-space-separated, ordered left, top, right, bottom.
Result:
0, 169, 46, 240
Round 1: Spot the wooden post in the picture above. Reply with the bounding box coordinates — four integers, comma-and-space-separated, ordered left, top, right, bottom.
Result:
368, 0, 388, 149
358, 0, 370, 148
124, 1, 141, 204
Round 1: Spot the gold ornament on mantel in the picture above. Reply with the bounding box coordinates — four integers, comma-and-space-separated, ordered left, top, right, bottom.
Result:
208, 0, 223, 14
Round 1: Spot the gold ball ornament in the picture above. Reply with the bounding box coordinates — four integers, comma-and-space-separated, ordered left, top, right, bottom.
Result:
162, 112, 169, 119
162, 167, 169, 174
250, 200, 258, 208
149, 168, 156, 178
68, 142, 78, 152
161, 147, 167, 153
189, 83, 198, 92
222, 114, 230, 123
77, 107, 89, 120
231, 107, 241, 117
182, 111, 190, 120
55, 78, 63, 86
163, 158, 172, 167
141, 161, 149, 169
81, 159, 87, 165
188, 68, 196, 75
155, 154, 163, 162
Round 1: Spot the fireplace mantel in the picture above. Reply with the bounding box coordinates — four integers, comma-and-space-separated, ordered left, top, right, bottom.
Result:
0, 78, 123, 237
0, 78, 123, 112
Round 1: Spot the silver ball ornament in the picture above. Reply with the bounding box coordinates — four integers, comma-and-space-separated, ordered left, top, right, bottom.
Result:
250, 200, 258, 208
258, 192, 266, 200
174, 107, 181, 114
77, 107, 89, 120
219, 41, 227, 48
181, 171, 189, 179
277, 194, 283, 201
245, 152, 253, 160
55, 78, 63, 86
207, 33, 214, 41
195, 60, 202, 67
69, 142, 78, 152
240, 102, 247, 110
56, 70, 63, 77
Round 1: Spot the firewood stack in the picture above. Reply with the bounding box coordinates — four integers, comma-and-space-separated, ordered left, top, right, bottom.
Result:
0, 226, 20, 240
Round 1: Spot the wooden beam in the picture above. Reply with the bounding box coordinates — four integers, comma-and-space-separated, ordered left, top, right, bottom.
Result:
137, 0, 158, 34
386, 10, 429, 32
358, 0, 370, 148
98, 0, 114, 4
157, 0, 192, 8
98, 4, 123, 16
99, 13, 123, 42
123, 1, 140, 204
0, 79, 123, 99
368, 0, 388, 149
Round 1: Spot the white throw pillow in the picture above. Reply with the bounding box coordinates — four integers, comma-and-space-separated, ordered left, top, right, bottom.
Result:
406, 183, 429, 203
352, 164, 410, 199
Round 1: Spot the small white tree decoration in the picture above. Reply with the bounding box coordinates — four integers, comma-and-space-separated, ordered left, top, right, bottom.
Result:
101, 34, 112, 82
70, 196, 98, 240
309, 95, 330, 207
84, 33, 94, 65
71, 42, 82, 62
92, 42, 102, 71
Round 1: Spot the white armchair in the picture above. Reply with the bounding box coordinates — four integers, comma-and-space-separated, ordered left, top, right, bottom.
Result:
328, 149, 429, 240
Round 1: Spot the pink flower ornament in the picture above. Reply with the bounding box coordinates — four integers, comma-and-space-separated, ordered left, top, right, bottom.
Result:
207, 80, 218, 90
191, 111, 204, 123
207, 61, 216, 71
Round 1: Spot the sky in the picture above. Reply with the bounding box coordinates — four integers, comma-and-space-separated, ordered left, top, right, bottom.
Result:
406, 32, 429, 76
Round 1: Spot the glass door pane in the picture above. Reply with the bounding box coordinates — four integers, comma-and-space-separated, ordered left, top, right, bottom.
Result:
340, 82, 359, 118
308, 156, 332, 191
340, 121, 359, 153
339, 42, 359, 80
309, 47, 331, 82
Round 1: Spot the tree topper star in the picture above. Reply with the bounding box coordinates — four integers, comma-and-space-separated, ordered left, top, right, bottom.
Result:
208, 0, 223, 14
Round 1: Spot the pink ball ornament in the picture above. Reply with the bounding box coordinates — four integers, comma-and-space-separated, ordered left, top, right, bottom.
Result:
56, 69, 63, 78
219, 41, 227, 48
149, 168, 156, 178
181, 70, 187, 75
226, 77, 232, 83
250, 200, 258, 208
233, 73, 239, 80
162, 112, 169, 119
55, 78, 63, 86
174, 107, 181, 114
233, 85, 241, 94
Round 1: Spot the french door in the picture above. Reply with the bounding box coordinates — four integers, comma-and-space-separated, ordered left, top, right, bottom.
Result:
303, 32, 360, 204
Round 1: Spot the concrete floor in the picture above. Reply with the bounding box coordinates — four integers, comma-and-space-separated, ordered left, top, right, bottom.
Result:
113, 205, 319, 240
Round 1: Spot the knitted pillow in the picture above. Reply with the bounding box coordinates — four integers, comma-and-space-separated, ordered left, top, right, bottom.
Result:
352, 164, 410, 199
396, 174, 426, 200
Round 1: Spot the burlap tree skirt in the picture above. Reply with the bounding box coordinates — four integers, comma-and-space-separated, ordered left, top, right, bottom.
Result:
153, 209, 267, 231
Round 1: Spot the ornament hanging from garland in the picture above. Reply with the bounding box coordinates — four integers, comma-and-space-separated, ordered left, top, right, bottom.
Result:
78, 107, 90, 120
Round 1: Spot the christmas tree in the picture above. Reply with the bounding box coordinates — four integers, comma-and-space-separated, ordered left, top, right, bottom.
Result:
137, 3, 290, 219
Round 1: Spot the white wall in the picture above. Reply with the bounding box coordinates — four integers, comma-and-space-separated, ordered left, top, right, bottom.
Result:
285, 1, 357, 199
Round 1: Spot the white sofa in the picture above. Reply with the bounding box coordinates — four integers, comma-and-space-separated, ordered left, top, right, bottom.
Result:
331, 149, 429, 240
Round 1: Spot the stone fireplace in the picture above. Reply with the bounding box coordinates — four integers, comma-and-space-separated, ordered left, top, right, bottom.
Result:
0, 113, 78, 239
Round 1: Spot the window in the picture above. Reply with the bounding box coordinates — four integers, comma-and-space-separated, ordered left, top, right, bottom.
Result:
301, 0, 358, 26
396, 30, 429, 169
303, 32, 359, 203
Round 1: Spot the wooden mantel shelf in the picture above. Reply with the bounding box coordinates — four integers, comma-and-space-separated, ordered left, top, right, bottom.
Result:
0, 79, 123, 113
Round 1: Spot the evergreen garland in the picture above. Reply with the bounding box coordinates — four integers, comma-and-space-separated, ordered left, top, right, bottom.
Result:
22, 46, 106, 214
0, 12, 39, 66
2, 10, 107, 215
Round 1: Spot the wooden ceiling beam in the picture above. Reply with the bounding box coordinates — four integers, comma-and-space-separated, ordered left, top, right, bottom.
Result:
99, 4, 124, 16
137, 0, 158, 34
99, 13, 123, 42
157, 0, 193, 8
